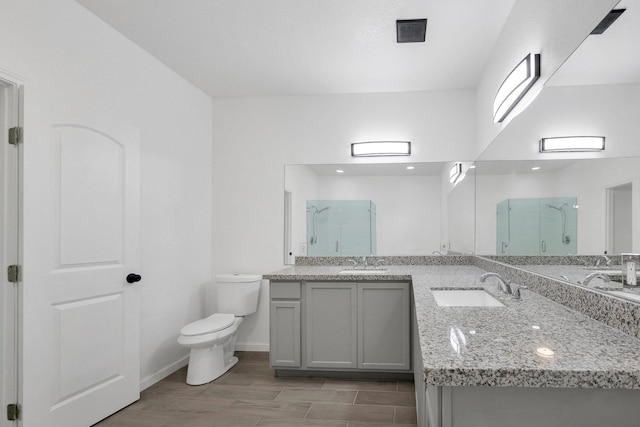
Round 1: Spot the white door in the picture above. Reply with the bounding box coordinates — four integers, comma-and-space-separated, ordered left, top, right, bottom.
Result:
23, 117, 140, 426
1, 79, 20, 427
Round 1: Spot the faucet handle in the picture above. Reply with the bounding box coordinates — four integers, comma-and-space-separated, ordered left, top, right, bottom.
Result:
511, 285, 528, 300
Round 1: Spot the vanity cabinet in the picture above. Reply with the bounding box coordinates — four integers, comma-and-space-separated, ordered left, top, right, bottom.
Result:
306, 282, 358, 368
269, 282, 301, 367
358, 282, 411, 370
269, 280, 410, 374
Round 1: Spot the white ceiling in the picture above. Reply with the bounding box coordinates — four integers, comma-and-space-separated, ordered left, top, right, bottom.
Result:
75, 0, 517, 98
75, 1, 639, 98
549, 0, 640, 86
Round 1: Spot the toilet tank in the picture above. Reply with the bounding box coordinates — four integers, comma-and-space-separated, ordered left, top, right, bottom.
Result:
216, 274, 262, 315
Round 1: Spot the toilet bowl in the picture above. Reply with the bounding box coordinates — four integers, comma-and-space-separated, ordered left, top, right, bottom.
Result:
178, 274, 261, 385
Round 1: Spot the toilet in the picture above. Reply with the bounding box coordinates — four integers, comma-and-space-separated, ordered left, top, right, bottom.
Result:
178, 273, 261, 385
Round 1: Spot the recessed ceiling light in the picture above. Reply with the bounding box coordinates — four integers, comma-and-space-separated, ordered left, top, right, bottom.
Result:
336, 169, 344, 174
531, 166, 541, 171
406, 166, 415, 170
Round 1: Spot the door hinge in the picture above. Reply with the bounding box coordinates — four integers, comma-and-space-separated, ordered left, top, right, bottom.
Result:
7, 265, 21, 283
8, 127, 22, 145
6, 403, 20, 421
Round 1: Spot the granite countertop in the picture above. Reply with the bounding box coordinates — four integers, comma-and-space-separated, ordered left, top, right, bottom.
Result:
264, 264, 640, 389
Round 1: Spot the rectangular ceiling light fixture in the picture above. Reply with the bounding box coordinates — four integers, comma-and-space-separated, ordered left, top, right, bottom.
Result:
493, 53, 540, 123
539, 136, 605, 152
351, 141, 411, 157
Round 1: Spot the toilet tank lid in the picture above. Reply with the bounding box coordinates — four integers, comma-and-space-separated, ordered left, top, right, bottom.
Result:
180, 313, 235, 336
216, 274, 262, 283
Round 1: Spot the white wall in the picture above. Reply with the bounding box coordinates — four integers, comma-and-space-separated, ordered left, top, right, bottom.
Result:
475, 0, 618, 157
212, 89, 476, 350
0, 0, 213, 404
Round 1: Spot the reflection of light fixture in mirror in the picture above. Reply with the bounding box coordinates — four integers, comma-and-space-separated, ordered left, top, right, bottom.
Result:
493, 53, 540, 123
536, 347, 555, 358
449, 326, 467, 354
351, 141, 411, 157
539, 136, 605, 152
449, 162, 463, 184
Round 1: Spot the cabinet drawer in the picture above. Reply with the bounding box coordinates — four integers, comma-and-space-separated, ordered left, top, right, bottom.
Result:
271, 281, 301, 299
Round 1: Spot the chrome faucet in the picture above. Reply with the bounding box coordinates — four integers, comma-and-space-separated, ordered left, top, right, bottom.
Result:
480, 272, 512, 295
594, 255, 611, 268
582, 272, 611, 287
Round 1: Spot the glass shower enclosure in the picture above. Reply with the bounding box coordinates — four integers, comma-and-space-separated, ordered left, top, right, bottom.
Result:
496, 196, 577, 255
306, 200, 377, 256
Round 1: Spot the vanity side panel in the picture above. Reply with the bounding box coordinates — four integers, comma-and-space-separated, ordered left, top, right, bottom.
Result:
448, 386, 640, 427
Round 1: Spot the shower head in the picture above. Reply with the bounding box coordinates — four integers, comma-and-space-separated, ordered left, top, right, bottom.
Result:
317, 206, 330, 213
546, 204, 562, 211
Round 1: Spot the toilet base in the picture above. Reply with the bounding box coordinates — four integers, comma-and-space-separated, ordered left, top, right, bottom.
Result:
185, 344, 239, 385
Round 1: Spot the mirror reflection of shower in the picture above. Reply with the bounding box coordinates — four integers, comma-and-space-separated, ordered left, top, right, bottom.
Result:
308, 205, 330, 245
306, 200, 377, 256
545, 203, 571, 244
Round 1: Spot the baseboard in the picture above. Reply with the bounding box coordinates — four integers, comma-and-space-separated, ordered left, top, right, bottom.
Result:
139, 355, 189, 391
235, 342, 270, 352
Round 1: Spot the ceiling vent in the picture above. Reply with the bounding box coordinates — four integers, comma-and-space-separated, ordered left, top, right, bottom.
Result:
591, 9, 625, 34
396, 19, 427, 43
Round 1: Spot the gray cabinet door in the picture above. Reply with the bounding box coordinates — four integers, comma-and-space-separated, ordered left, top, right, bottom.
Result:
305, 282, 358, 369
270, 300, 301, 367
358, 282, 410, 370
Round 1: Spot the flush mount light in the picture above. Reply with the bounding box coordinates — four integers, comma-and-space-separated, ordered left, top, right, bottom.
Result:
493, 53, 540, 123
449, 162, 463, 184
351, 141, 411, 157
539, 136, 605, 152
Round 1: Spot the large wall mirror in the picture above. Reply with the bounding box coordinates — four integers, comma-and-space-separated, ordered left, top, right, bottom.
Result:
475, 1, 640, 300
284, 162, 475, 263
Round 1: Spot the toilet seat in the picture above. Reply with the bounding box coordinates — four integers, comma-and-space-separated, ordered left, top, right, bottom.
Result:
180, 313, 235, 336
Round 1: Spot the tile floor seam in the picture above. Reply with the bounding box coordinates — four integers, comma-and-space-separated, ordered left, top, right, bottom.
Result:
303, 401, 314, 419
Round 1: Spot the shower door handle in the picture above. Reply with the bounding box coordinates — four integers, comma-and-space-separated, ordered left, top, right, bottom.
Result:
541, 240, 547, 253
335, 241, 339, 253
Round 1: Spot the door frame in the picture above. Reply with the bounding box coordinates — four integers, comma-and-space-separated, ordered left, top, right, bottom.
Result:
605, 181, 634, 254
0, 72, 23, 427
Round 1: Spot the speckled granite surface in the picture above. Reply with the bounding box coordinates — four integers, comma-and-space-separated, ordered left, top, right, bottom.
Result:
264, 261, 640, 389
473, 258, 640, 339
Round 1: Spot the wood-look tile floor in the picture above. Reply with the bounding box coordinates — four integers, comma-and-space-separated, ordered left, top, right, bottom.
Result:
94, 351, 417, 427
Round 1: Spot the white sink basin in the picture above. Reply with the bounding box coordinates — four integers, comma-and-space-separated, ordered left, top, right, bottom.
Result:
432, 289, 504, 307
339, 269, 387, 275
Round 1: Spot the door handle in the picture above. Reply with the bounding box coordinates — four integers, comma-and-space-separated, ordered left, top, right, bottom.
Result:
126, 273, 142, 283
